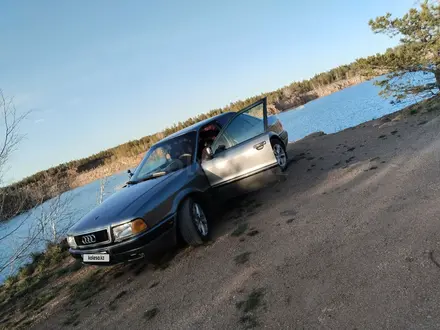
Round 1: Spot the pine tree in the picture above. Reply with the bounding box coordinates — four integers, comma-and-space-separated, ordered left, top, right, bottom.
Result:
367, 1, 440, 99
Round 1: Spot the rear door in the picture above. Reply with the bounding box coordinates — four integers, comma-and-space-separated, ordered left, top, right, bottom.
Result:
201, 98, 277, 191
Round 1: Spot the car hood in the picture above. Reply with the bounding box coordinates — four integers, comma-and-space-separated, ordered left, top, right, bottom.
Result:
68, 172, 177, 234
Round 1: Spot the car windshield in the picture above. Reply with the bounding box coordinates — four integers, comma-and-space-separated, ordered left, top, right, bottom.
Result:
130, 132, 196, 182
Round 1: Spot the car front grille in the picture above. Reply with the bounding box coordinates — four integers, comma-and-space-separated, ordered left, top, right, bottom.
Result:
75, 229, 110, 246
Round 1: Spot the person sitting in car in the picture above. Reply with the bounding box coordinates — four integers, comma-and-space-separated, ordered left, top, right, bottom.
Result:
164, 140, 196, 172
164, 147, 183, 171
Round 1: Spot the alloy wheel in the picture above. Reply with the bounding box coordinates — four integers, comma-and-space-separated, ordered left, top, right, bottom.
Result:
273, 143, 287, 168
192, 202, 208, 236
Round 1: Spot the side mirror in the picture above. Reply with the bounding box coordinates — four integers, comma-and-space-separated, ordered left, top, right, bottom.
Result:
203, 147, 213, 160
127, 169, 133, 178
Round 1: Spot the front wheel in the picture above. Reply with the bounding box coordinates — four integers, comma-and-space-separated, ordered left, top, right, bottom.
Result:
178, 197, 209, 246
271, 140, 288, 171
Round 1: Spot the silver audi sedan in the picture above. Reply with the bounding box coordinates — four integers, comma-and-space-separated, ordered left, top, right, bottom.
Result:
67, 97, 288, 264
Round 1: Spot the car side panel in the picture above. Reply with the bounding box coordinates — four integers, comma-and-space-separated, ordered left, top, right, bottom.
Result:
201, 132, 277, 188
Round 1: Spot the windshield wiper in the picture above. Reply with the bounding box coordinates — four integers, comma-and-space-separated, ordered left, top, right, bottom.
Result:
126, 171, 167, 185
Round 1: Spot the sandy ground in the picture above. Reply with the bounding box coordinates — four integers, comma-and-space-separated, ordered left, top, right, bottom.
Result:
34, 103, 440, 329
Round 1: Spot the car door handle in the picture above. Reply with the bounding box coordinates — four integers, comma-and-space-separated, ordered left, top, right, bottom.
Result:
253, 141, 266, 150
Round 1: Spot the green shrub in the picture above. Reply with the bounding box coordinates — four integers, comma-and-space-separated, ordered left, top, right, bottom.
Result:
18, 264, 36, 279
40, 243, 66, 269
59, 238, 69, 252
4, 275, 18, 288
14, 277, 34, 298
30, 252, 44, 264
35, 256, 50, 273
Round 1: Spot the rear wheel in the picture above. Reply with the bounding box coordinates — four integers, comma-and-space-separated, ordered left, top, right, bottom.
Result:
178, 197, 209, 246
271, 139, 288, 171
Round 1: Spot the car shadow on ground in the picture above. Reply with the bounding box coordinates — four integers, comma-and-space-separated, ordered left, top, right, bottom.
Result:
105, 186, 278, 279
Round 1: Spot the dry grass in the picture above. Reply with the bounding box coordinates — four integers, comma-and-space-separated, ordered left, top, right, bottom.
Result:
0, 241, 93, 329
399, 95, 440, 118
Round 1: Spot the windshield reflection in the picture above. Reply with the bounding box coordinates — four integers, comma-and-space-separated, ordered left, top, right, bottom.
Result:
130, 132, 196, 182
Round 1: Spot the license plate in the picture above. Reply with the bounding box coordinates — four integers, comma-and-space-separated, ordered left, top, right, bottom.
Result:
82, 254, 110, 262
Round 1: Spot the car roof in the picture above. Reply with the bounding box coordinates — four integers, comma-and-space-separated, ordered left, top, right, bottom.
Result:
158, 112, 234, 143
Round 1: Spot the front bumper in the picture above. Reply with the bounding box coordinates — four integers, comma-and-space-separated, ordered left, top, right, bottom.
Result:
69, 216, 176, 265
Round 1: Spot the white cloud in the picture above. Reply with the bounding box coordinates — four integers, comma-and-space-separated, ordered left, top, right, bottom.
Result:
34, 118, 45, 124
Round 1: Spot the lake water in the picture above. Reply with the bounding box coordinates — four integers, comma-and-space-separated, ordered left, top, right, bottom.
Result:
0, 77, 427, 282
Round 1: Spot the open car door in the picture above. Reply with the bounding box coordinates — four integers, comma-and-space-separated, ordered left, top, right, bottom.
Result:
201, 98, 278, 195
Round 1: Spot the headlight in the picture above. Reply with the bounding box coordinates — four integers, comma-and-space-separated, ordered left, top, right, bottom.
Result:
67, 235, 77, 248
112, 218, 148, 242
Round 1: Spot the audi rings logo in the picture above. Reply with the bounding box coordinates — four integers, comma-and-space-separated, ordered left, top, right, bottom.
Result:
81, 234, 96, 245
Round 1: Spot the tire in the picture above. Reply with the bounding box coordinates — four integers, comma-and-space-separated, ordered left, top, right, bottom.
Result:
178, 197, 209, 246
271, 139, 288, 171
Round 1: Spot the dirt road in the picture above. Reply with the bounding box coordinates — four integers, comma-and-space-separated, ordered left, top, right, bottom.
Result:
37, 101, 440, 329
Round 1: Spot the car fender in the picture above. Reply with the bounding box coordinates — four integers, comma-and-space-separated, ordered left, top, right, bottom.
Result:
171, 187, 211, 216
267, 130, 284, 146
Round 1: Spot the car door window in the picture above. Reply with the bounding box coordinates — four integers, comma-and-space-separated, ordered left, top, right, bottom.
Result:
215, 112, 235, 128
212, 102, 265, 154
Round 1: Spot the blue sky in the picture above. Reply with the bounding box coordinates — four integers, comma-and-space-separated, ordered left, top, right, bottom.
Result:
0, 0, 414, 184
